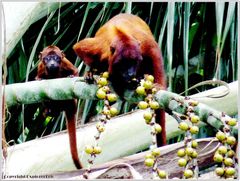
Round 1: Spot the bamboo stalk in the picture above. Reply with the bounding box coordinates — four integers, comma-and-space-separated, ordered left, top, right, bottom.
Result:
4, 80, 237, 175
166, 2, 175, 91
183, 3, 190, 95
5, 78, 238, 118
5, 109, 178, 174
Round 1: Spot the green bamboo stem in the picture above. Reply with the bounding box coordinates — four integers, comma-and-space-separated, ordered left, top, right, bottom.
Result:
4, 77, 237, 134
5, 77, 97, 108
166, 2, 175, 92
183, 3, 190, 95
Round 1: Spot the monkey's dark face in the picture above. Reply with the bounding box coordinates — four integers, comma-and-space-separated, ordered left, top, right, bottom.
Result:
109, 42, 143, 95
42, 54, 61, 75
112, 58, 140, 83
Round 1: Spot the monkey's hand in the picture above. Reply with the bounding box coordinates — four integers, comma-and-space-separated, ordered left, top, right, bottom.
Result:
68, 75, 75, 78
84, 71, 95, 84
35, 76, 42, 81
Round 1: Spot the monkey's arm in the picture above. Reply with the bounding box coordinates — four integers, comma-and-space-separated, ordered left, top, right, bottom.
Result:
147, 43, 166, 88
35, 62, 46, 80
142, 42, 167, 146
61, 58, 79, 77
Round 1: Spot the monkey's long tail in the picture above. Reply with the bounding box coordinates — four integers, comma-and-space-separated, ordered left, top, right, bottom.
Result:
65, 110, 83, 169
155, 109, 166, 147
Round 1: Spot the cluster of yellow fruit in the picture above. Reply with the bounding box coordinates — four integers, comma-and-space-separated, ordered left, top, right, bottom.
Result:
85, 145, 102, 155
178, 114, 200, 135
214, 117, 237, 178
136, 75, 161, 133
84, 72, 119, 171
96, 72, 118, 117
144, 148, 167, 179
177, 142, 198, 179
177, 100, 200, 179
96, 72, 119, 116
136, 75, 157, 96
136, 74, 167, 179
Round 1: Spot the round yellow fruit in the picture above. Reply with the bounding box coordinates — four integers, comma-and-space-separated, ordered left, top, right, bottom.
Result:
102, 72, 109, 79
146, 75, 154, 82
145, 118, 152, 124
101, 86, 110, 92
144, 158, 155, 167
145, 153, 155, 159
96, 122, 101, 129
138, 101, 148, 109
184, 169, 193, 179
98, 77, 108, 86
96, 89, 106, 99
225, 167, 236, 176
97, 125, 105, 133
189, 100, 199, 106
227, 118, 237, 126
217, 145, 227, 155
107, 93, 117, 102
136, 86, 146, 95
177, 148, 186, 157
189, 126, 199, 134
178, 158, 187, 167
191, 150, 198, 158
190, 115, 200, 123
85, 145, 94, 154
110, 107, 118, 116
185, 147, 194, 156
179, 122, 189, 131
143, 112, 153, 121
227, 150, 235, 158
224, 158, 233, 166
226, 136, 236, 146
215, 167, 224, 176
151, 148, 161, 157
157, 170, 167, 179
216, 131, 226, 142
143, 80, 153, 90
213, 154, 223, 163
154, 124, 162, 133
93, 146, 102, 154
149, 101, 160, 110
191, 140, 198, 148
102, 109, 110, 115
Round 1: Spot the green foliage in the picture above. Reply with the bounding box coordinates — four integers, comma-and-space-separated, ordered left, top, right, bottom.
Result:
5, 2, 237, 146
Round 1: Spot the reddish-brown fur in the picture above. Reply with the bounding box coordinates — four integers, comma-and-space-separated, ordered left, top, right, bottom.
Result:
36, 46, 78, 79
73, 13, 166, 146
36, 45, 82, 169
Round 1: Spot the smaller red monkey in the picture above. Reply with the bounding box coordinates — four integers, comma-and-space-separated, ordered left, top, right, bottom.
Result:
36, 45, 82, 169
36, 46, 78, 79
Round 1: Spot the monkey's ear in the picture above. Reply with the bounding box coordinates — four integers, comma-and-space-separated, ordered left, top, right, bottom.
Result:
38, 52, 43, 60
110, 37, 117, 55
137, 40, 141, 46
110, 45, 115, 55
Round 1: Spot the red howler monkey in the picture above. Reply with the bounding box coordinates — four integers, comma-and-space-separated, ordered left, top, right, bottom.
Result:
73, 14, 167, 146
36, 45, 82, 169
